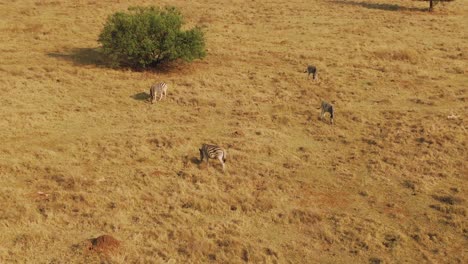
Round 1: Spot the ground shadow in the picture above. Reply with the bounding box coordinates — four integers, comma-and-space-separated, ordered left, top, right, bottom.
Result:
131, 92, 150, 101
330, 0, 428, 12
48, 48, 193, 73
48, 48, 110, 67
190, 157, 201, 165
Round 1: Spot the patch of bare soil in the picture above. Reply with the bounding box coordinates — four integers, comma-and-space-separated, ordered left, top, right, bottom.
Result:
85, 235, 120, 255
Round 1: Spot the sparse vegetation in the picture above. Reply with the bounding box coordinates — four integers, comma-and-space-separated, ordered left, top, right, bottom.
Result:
0, 0, 466, 263
429, 0, 455, 11
98, 6, 206, 68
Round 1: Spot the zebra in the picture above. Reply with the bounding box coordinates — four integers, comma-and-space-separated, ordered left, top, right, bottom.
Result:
304, 65, 318, 80
317, 101, 334, 124
149, 82, 168, 104
199, 144, 227, 171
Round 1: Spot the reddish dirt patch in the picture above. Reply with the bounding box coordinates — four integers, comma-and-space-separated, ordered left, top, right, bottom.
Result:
86, 235, 120, 255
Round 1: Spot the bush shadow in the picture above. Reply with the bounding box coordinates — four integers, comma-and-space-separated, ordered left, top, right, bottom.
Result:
145, 61, 192, 74
48, 48, 195, 73
330, 0, 428, 12
48, 48, 110, 67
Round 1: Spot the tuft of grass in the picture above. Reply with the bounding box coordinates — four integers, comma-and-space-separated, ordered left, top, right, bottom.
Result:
0, 0, 466, 263
372, 47, 421, 64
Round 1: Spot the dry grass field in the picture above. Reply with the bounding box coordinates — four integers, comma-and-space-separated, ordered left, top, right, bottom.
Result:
0, 0, 467, 263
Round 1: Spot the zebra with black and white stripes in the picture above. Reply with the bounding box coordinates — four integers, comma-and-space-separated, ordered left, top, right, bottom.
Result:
199, 144, 227, 171
305, 65, 318, 80
149, 82, 168, 104
318, 101, 334, 124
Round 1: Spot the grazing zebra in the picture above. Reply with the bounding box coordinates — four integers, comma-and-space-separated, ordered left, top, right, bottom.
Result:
149, 82, 168, 104
304, 65, 318, 80
317, 101, 334, 124
199, 144, 227, 171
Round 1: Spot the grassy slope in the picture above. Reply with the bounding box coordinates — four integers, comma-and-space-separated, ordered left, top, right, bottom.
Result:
0, 0, 466, 263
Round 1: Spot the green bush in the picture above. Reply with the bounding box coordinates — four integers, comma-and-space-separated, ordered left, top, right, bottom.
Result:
98, 6, 206, 68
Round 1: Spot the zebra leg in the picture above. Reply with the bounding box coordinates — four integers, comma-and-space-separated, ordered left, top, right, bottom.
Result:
218, 156, 225, 171
199, 149, 204, 163
159, 92, 163, 101
150, 88, 155, 103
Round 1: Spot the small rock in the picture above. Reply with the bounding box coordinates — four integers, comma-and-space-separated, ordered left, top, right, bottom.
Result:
359, 191, 369, 197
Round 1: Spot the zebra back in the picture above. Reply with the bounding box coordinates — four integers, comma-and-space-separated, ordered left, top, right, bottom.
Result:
307, 65, 317, 74
149, 82, 168, 102
201, 144, 225, 160
321, 101, 333, 112
307, 65, 318, 80
320, 101, 334, 124
151, 82, 168, 93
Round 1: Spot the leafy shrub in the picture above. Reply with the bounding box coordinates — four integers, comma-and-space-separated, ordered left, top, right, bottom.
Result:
98, 6, 206, 68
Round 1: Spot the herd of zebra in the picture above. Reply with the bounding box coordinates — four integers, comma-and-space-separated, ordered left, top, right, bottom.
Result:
148, 65, 334, 172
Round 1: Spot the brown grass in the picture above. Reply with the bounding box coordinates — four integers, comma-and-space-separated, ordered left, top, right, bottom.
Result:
0, 0, 467, 263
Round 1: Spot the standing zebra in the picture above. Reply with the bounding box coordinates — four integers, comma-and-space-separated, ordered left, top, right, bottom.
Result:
305, 65, 318, 80
149, 82, 168, 104
317, 101, 334, 124
199, 144, 227, 171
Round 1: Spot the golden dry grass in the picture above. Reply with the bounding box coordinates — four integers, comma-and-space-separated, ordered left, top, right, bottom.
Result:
0, 0, 467, 263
